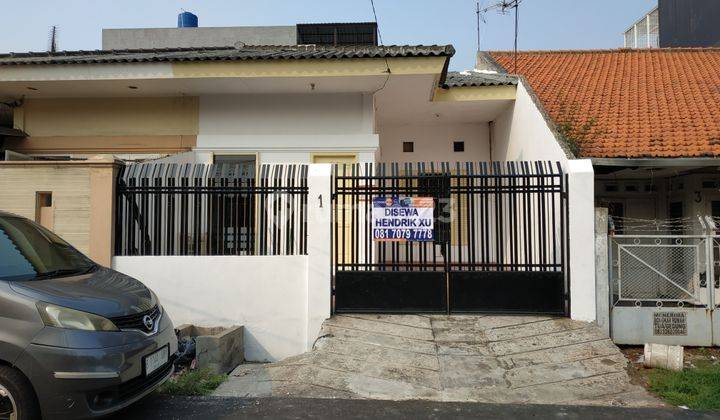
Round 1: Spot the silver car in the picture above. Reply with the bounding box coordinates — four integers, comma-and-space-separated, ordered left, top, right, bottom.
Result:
0, 211, 178, 419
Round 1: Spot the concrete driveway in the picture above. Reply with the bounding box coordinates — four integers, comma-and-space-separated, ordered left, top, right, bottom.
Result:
214, 315, 662, 407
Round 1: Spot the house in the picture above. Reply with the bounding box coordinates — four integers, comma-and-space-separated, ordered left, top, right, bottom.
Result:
484, 48, 720, 228
623, 0, 720, 49
0, 17, 597, 360
483, 47, 720, 346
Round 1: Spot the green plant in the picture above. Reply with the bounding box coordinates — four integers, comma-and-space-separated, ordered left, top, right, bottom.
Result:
553, 101, 606, 156
695, 347, 712, 358
648, 365, 720, 410
158, 368, 226, 396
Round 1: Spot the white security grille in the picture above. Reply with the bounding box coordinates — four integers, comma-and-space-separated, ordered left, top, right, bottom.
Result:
609, 215, 718, 307
616, 241, 701, 302
624, 27, 636, 48
647, 8, 659, 47
623, 7, 659, 48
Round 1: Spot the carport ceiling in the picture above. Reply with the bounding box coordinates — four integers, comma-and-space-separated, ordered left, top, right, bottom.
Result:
375, 74, 514, 125
0, 74, 391, 98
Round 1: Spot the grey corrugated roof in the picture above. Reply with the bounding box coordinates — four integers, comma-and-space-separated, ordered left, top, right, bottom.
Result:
0, 45, 454, 66
443, 71, 518, 88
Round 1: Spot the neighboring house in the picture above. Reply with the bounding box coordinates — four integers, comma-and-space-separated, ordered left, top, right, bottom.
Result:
0, 20, 597, 360
0, 101, 25, 148
485, 48, 720, 228
102, 21, 379, 49
484, 48, 720, 346
623, 0, 720, 49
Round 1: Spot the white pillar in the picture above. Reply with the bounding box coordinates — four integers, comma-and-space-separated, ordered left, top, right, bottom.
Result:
595, 207, 610, 335
568, 159, 596, 322
634, 23, 638, 48
305, 163, 332, 350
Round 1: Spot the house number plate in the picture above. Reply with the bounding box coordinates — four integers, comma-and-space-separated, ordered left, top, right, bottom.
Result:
653, 312, 687, 336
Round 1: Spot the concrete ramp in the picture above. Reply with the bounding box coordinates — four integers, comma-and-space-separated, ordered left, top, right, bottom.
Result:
215, 315, 661, 407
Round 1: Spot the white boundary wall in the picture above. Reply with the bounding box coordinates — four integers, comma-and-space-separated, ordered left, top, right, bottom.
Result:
494, 80, 597, 322
112, 164, 333, 362
113, 255, 309, 362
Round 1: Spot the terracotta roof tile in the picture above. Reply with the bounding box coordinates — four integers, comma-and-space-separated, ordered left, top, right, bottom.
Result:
491, 49, 720, 158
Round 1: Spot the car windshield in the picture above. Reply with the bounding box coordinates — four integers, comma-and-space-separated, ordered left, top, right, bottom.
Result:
0, 215, 96, 281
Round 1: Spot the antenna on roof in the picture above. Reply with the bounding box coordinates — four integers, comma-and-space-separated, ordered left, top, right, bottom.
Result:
477, 0, 522, 73
369, 0, 384, 46
369, 0, 391, 93
475, 1, 480, 52
48, 26, 58, 53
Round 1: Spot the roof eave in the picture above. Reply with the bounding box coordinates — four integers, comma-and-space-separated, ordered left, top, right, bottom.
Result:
476, 51, 508, 73
591, 157, 720, 167
0, 45, 457, 66
0, 127, 27, 138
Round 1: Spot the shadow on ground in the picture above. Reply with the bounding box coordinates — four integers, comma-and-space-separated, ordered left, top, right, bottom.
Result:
112, 395, 713, 420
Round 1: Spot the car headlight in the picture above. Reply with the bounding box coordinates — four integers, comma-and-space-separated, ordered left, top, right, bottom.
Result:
151, 292, 163, 315
36, 302, 119, 332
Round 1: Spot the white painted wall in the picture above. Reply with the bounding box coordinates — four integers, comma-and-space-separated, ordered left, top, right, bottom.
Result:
112, 256, 310, 362
103, 26, 296, 50
199, 93, 374, 135
595, 178, 668, 222
196, 93, 378, 164
492, 80, 596, 322
196, 135, 378, 163
377, 123, 490, 163
492, 81, 568, 163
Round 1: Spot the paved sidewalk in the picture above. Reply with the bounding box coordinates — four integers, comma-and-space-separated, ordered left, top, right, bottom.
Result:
214, 315, 662, 407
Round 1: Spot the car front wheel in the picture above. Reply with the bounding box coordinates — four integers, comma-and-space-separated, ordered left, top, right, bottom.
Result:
0, 366, 39, 420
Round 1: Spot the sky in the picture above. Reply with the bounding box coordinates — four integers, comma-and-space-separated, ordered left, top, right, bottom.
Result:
0, 0, 657, 70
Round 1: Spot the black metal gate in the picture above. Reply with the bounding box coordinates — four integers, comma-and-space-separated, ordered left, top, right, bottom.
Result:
332, 161, 569, 315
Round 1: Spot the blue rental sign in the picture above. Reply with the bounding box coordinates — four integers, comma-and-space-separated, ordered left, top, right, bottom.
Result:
372, 196, 434, 241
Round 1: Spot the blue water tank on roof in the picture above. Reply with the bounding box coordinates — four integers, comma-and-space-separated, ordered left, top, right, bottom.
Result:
178, 12, 198, 28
